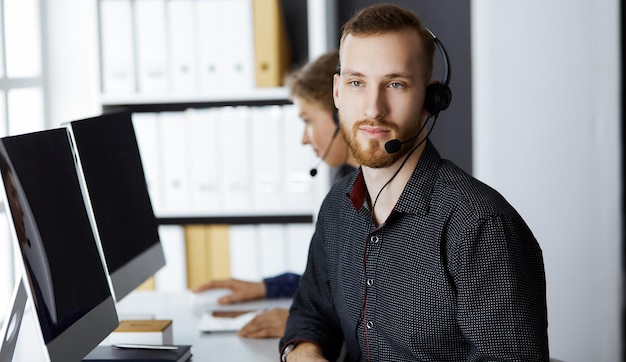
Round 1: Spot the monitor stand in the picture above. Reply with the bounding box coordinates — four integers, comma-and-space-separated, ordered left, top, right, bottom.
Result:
0, 279, 27, 362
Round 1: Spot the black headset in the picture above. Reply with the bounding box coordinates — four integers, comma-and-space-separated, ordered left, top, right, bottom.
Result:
423, 28, 452, 117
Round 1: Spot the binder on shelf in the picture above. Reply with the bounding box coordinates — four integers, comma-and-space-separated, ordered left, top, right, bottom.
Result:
154, 225, 187, 292
217, 106, 252, 211
184, 225, 230, 290
196, 0, 225, 94
131, 112, 163, 212
257, 224, 286, 278
184, 108, 222, 213
228, 225, 259, 280
284, 223, 314, 275
99, 0, 135, 94
250, 106, 283, 211
158, 112, 190, 213
282, 104, 315, 211
135, 0, 168, 93
252, 0, 292, 87
223, 0, 255, 92
167, 0, 198, 94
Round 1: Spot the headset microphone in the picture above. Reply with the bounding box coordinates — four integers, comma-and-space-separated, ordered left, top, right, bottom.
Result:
309, 160, 322, 177
384, 124, 424, 154
310, 111, 340, 177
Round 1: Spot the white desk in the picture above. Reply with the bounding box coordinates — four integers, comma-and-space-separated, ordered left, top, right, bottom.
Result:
115, 290, 286, 361
9, 290, 288, 361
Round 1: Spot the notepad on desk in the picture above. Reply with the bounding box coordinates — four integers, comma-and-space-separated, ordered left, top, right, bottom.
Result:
199, 309, 263, 332
191, 289, 293, 332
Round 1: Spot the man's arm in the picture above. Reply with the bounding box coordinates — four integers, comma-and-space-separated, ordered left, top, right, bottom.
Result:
279, 204, 345, 360
451, 214, 549, 361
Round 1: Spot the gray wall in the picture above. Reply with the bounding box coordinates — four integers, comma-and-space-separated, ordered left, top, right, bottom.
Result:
472, 1, 621, 360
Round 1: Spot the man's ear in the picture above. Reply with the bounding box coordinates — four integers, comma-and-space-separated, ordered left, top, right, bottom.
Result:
332, 73, 341, 109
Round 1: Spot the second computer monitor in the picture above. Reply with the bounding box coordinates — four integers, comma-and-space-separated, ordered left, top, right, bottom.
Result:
68, 111, 165, 301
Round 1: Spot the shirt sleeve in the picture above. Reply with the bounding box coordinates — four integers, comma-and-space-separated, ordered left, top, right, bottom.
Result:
279, 206, 344, 360
449, 214, 549, 361
263, 272, 301, 299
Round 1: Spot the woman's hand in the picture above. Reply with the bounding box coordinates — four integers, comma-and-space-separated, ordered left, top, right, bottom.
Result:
193, 278, 266, 304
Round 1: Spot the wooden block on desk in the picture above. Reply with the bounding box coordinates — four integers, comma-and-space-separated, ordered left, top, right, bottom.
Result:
109, 320, 173, 346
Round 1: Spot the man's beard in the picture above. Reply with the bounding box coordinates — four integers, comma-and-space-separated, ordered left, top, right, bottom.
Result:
341, 118, 422, 169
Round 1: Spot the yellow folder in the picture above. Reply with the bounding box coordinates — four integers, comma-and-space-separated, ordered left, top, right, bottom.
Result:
252, 0, 292, 87
185, 224, 231, 290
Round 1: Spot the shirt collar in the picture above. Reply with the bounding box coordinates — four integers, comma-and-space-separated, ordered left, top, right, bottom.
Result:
347, 141, 441, 216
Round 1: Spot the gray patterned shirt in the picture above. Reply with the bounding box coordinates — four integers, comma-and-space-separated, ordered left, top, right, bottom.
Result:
280, 141, 549, 361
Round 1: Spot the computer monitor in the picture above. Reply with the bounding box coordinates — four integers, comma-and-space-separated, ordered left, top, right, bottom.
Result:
0, 128, 119, 361
66, 110, 165, 301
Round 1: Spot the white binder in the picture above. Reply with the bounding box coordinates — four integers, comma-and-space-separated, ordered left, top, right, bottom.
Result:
218, 106, 252, 211
185, 108, 222, 213
131, 112, 163, 212
135, 0, 168, 93
196, 0, 225, 94
158, 111, 190, 213
154, 225, 187, 292
250, 106, 284, 211
228, 225, 259, 280
258, 224, 287, 278
282, 104, 315, 212
99, 0, 135, 94
285, 223, 314, 275
167, 0, 198, 94
222, 0, 255, 93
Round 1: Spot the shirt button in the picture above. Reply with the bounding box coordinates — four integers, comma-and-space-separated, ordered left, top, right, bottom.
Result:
366, 279, 374, 286
370, 235, 379, 243
366, 321, 373, 329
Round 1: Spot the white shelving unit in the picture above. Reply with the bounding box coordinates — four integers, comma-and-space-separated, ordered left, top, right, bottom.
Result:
97, 0, 338, 224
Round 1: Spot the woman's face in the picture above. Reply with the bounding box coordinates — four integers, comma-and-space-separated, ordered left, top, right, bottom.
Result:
293, 96, 348, 168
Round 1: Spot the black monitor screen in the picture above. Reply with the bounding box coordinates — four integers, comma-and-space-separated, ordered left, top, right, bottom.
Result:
0, 128, 111, 343
69, 111, 162, 300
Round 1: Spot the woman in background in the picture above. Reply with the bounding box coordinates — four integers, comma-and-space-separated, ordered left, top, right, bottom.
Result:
193, 50, 358, 338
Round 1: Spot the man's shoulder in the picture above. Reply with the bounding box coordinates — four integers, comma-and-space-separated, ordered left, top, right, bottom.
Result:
435, 160, 520, 219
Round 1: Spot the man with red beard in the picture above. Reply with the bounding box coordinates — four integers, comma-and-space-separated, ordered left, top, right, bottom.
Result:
280, 4, 549, 362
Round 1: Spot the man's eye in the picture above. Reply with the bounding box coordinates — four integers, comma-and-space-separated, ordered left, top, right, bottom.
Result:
349, 80, 363, 87
389, 82, 404, 89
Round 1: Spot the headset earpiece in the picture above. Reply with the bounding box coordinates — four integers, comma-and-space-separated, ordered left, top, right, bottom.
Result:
424, 82, 451, 117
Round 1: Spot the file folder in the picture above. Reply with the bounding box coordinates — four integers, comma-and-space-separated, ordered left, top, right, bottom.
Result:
252, 0, 292, 87
99, 0, 135, 94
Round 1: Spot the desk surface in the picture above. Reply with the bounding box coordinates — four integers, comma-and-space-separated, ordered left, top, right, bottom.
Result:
115, 290, 286, 361
11, 290, 288, 361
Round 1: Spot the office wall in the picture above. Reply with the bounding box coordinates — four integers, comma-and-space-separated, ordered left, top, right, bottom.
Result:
472, 1, 621, 361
